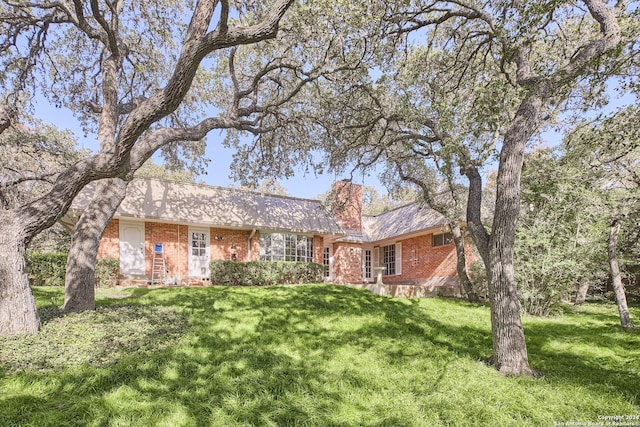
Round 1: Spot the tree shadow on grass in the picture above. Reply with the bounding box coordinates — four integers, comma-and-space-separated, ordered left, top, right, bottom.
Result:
523, 312, 640, 405
3, 285, 638, 426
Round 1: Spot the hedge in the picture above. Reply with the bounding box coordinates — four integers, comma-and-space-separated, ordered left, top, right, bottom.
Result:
27, 252, 119, 288
27, 252, 67, 287
210, 260, 324, 286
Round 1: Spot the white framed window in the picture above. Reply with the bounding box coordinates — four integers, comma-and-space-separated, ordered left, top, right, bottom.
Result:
381, 243, 402, 276
364, 249, 372, 281
433, 232, 454, 247
381, 242, 402, 276
260, 233, 315, 262
382, 244, 395, 275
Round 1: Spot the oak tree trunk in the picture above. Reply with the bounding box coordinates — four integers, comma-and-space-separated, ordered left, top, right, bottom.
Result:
64, 178, 128, 312
485, 99, 543, 376
0, 212, 40, 334
575, 282, 590, 305
463, 99, 542, 376
450, 222, 479, 302
608, 223, 635, 330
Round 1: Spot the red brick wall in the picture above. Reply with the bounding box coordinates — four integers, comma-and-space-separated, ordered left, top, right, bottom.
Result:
250, 231, 260, 261
144, 222, 186, 278
332, 242, 363, 283
99, 218, 358, 284
331, 181, 362, 231
97, 219, 120, 259
210, 227, 253, 262
381, 232, 478, 284
314, 236, 324, 264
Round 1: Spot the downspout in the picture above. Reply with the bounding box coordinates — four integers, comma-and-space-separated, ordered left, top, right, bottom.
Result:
248, 228, 257, 261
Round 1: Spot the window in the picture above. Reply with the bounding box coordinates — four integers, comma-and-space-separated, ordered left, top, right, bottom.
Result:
285, 234, 297, 261
433, 232, 454, 247
260, 233, 315, 262
323, 247, 330, 278
364, 249, 372, 280
191, 232, 207, 256
382, 244, 396, 276
379, 243, 402, 276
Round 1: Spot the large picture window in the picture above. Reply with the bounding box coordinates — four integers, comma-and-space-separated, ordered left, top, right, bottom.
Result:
260, 233, 315, 262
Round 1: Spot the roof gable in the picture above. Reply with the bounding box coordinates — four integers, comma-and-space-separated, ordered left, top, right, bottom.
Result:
362, 202, 448, 242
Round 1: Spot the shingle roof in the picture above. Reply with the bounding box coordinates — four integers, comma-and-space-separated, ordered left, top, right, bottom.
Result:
70, 178, 344, 235
362, 202, 448, 242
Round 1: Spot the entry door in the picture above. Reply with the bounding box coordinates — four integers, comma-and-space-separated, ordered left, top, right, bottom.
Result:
189, 228, 210, 277
119, 221, 145, 275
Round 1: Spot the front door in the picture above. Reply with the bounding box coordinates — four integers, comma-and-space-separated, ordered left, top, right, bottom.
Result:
189, 228, 210, 278
119, 221, 145, 275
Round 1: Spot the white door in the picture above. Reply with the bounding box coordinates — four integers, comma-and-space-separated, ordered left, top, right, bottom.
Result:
363, 248, 372, 282
189, 228, 210, 278
119, 221, 145, 275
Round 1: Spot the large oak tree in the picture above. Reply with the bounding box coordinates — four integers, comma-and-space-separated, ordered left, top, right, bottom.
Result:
0, 0, 293, 335
236, 0, 632, 376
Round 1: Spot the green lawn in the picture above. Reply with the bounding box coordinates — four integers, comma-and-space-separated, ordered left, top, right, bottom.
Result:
1, 285, 639, 426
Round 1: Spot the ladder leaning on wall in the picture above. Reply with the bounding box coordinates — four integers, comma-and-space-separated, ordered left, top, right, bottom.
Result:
151, 243, 166, 285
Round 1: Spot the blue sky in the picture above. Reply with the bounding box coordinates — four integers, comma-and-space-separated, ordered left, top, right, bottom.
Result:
34, 97, 378, 200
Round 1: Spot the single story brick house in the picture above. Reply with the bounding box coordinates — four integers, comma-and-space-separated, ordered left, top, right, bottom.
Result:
62, 178, 475, 295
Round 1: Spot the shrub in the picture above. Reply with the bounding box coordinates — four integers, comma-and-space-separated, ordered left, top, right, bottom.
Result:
96, 258, 119, 288
27, 252, 67, 286
210, 260, 324, 286
27, 252, 119, 288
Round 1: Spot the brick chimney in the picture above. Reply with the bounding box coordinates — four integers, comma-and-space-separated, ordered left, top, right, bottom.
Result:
331, 180, 362, 232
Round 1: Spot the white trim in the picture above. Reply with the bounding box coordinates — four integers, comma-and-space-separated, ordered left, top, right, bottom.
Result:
373, 247, 380, 269
188, 227, 210, 278
323, 246, 334, 282
118, 220, 145, 275
395, 242, 402, 276
363, 247, 373, 282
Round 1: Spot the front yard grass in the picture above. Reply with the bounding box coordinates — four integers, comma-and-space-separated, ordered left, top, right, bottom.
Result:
1, 285, 639, 426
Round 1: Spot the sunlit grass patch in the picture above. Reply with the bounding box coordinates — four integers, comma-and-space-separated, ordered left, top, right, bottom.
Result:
0, 285, 638, 426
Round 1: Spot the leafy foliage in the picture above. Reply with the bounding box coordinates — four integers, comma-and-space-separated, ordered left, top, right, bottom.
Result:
134, 158, 199, 183
27, 253, 119, 288
27, 252, 68, 287
516, 148, 610, 315
0, 122, 85, 209
0, 304, 188, 373
210, 260, 324, 286
95, 258, 120, 289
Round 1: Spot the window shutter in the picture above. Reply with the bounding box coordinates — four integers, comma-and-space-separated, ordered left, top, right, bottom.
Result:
395, 242, 402, 275
373, 247, 380, 268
